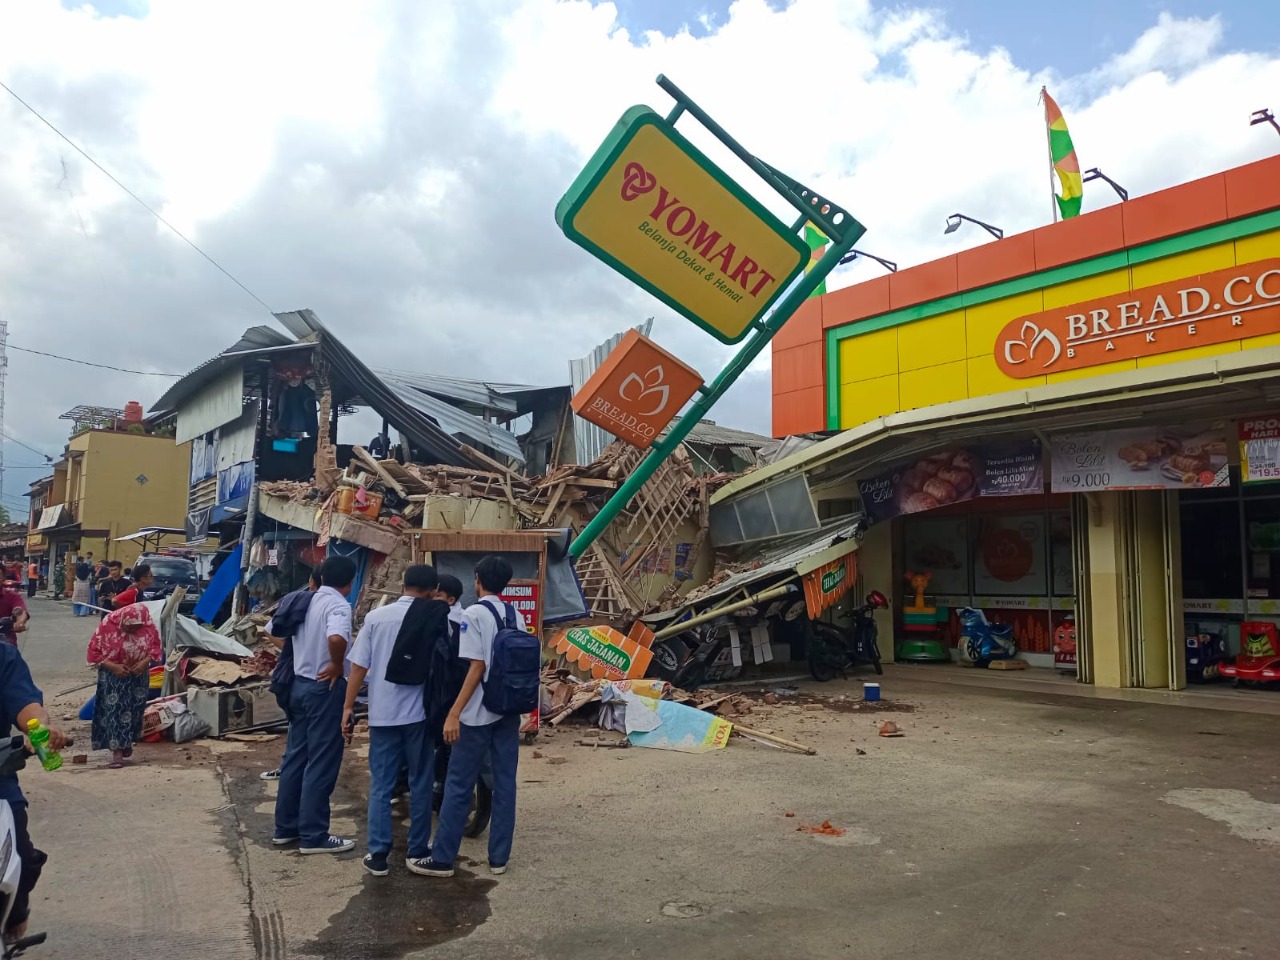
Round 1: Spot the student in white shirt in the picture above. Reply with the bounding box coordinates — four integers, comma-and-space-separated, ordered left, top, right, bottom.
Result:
412, 556, 525, 878
342, 565, 448, 877
272, 555, 356, 855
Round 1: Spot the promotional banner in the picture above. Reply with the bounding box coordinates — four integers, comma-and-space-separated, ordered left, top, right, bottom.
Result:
499, 581, 542, 633
858, 439, 1043, 523
552, 624, 654, 681
1051, 425, 1230, 491
802, 551, 858, 619
1239, 415, 1280, 483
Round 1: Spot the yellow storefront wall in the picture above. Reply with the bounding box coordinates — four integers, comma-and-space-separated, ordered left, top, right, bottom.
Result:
837, 230, 1280, 426
69, 431, 192, 568
829, 229, 1280, 690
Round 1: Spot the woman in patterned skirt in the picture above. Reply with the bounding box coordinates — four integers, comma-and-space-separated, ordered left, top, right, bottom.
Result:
86, 604, 161, 768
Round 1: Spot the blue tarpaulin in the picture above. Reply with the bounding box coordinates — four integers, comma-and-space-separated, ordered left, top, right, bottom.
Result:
194, 542, 242, 623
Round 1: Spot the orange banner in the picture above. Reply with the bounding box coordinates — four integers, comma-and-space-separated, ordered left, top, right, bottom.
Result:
995, 258, 1280, 378
552, 624, 654, 681
803, 552, 857, 619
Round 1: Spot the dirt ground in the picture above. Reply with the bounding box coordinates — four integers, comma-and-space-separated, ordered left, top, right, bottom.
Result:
19, 596, 1280, 959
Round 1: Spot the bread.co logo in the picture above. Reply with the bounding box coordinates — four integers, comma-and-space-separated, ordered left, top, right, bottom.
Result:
572, 329, 703, 450
556, 106, 808, 344
618, 364, 671, 417
995, 259, 1280, 378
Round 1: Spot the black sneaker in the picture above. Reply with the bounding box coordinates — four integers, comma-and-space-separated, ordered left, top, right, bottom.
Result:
363, 852, 389, 876
300, 836, 356, 855
489, 863, 508, 875
271, 835, 299, 846
407, 858, 454, 878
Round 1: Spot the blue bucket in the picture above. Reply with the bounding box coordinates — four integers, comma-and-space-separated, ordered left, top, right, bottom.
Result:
863, 682, 881, 703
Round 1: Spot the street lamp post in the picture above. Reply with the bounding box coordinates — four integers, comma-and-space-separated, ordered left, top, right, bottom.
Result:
944, 213, 1003, 240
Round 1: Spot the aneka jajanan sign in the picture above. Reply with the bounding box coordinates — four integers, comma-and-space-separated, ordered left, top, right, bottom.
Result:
556, 106, 809, 344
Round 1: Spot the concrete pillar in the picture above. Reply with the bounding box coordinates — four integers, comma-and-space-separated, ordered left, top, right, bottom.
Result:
1084, 491, 1177, 689
1085, 492, 1129, 688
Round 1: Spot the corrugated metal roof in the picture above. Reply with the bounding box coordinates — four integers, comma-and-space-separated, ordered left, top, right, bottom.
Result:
377, 371, 524, 461
374, 370, 561, 414
644, 516, 864, 620
150, 328, 308, 415
274, 310, 476, 466
663, 419, 773, 448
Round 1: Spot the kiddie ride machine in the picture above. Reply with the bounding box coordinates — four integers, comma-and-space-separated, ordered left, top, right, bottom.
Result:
954, 607, 1018, 668
896, 571, 950, 662
1220, 621, 1280, 685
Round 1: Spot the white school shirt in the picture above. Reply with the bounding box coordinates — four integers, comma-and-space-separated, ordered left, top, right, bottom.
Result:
457, 595, 527, 727
346, 596, 426, 727
290, 586, 353, 681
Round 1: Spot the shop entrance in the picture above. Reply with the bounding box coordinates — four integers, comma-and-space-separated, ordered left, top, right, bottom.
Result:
1180, 469, 1280, 689
897, 493, 1076, 670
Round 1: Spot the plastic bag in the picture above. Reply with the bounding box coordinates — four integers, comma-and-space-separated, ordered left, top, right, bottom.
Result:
171, 710, 211, 744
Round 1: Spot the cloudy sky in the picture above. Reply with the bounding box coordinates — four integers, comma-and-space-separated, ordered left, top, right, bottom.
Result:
0, 0, 1278, 516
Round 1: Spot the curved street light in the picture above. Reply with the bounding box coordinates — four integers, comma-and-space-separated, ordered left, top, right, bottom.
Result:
944, 213, 1003, 240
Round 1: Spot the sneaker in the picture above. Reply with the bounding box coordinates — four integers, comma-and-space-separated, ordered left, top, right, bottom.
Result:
259, 768, 281, 781
406, 858, 454, 878
300, 836, 356, 855
363, 852, 389, 877
489, 863, 508, 876
271, 835, 300, 846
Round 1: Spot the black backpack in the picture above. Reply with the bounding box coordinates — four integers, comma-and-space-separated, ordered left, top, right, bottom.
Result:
426, 617, 468, 741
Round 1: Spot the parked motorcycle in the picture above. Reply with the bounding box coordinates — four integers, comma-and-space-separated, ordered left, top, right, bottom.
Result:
808, 590, 887, 681
0, 737, 45, 958
955, 607, 1017, 667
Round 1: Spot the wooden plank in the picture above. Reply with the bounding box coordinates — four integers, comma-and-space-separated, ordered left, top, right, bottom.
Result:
414, 529, 549, 553
352, 445, 408, 499
987, 659, 1030, 671
459, 443, 521, 480
539, 481, 566, 526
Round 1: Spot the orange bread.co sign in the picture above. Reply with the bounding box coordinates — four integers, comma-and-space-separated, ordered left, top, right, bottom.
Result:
571, 329, 703, 448
995, 259, 1280, 378
556, 106, 809, 344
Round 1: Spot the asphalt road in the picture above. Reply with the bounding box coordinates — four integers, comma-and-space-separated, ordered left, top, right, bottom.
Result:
14, 595, 1280, 959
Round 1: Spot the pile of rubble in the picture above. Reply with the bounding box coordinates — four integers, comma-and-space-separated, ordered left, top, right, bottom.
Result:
259, 439, 739, 624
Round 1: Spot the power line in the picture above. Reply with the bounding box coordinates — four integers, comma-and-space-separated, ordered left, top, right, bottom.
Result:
0, 78, 276, 316
8, 343, 179, 377
0, 431, 52, 462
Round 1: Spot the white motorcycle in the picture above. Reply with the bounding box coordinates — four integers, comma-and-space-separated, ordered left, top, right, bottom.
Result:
0, 737, 45, 958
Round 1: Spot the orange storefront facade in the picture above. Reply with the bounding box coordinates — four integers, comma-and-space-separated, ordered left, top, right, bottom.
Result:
721, 152, 1280, 689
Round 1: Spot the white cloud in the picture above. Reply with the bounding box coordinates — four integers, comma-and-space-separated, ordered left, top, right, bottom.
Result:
0, 0, 1276, 477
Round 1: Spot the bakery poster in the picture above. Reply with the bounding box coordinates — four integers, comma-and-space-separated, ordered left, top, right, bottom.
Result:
1051, 424, 1230, 492
858, 439, 1043, 523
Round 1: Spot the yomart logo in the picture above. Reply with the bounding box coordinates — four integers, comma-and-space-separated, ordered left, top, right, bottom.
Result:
995, 258, 1280, 378
620, 162, 657, 202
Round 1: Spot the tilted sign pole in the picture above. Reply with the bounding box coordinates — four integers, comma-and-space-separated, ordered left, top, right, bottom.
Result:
569, 76, 865, 560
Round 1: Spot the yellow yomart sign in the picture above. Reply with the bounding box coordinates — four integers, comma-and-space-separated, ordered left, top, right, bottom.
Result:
556, 106, 809, 344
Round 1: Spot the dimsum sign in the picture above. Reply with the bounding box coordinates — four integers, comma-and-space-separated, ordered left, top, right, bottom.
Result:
556, 105, 809, 344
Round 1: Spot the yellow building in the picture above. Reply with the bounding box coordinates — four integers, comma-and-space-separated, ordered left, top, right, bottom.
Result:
27, 425, 192, 571
717, 152, 1280, 691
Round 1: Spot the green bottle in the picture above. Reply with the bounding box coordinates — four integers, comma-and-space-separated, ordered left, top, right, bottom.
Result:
26, 719, 61, 772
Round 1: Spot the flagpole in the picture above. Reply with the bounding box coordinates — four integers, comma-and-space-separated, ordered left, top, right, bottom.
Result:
1039, 86, 1058, 224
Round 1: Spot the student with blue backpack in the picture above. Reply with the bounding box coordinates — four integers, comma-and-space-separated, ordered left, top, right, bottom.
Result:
411, 555, 540, 878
